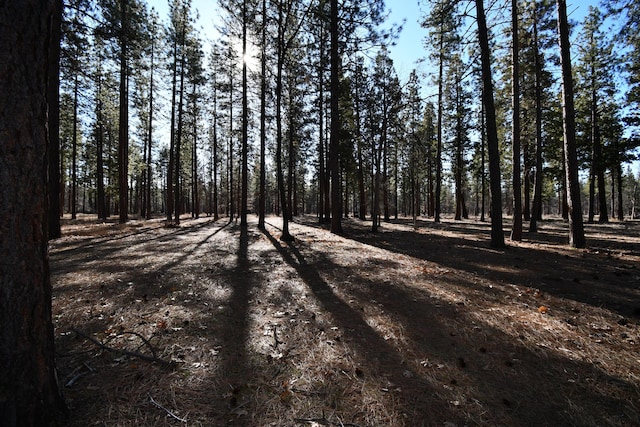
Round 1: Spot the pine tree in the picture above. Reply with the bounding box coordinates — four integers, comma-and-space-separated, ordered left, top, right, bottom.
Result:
557, 0, 586, 247
0, 1, 67, 421
575, 6, 617, 224
510, 0, 523, 240
476, 0, 505, 248
423, 0, 461, 223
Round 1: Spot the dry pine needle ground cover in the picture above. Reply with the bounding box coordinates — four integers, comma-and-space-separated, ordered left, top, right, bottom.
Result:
50, 214, 640, 426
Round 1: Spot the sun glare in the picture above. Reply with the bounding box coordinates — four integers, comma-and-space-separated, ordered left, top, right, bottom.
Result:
231, 36, 260, 71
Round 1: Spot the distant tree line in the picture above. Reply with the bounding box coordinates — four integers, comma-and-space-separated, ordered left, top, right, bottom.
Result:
50, 0, 640, 246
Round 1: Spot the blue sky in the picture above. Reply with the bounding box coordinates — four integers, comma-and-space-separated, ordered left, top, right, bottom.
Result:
149, 0, 638, 174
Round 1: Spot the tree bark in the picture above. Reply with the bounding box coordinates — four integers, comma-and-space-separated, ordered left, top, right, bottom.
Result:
118, 0, 129, 223
0, 1, 67, 423
71, 75, 79, 220
167, 35, 178, 222
476, 0, 505, 248
529, 2, 544, 232
146, 33, 155, 220
175, 38, 186, 225
240, 0, 249, 228
276, 3, 293, 240
258, 0, 267, 229
48, 0, 62, 238
557, 0, 586, 247
329, 0, 343, 234
510, 0, 523, 241
435, 30, 444, 223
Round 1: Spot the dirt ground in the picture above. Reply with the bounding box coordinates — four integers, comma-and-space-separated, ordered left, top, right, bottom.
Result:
50, 214, 640, 426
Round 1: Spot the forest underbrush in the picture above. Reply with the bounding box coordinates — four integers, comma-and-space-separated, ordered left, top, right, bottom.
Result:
50, 214, 640, 426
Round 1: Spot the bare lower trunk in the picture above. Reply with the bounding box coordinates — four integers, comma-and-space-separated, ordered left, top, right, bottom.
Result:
0, 1, 67, 422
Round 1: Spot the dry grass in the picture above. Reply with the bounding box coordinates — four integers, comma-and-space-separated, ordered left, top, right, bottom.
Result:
51, 214, 640, 426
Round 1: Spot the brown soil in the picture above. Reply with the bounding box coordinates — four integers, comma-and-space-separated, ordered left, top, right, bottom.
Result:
50, 214, 640, 426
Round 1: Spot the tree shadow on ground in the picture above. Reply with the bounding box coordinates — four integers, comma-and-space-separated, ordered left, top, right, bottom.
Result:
296, 216, 640, 320
262, 227, 463, 424
52, 217, 640, 426
277, 225, 639, 425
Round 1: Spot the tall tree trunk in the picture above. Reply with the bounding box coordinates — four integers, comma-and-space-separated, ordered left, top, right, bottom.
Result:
48, 0, 62, 238
146, 35, 154, 220
258, 0, 267, 229
435, 30, 444, 223
71, 75, 79, 220
241, 0, 249, 227
593, 95, 608, 223
480, 93, 486, 222
511, 0, 523, 241
167, 36, 178, 222
174, 45, 186, 225
193, 82, 200, 219
118, 0, 129, 223
354, 65, 366, 220
228, 50, 234, 222
213, 87, 219, 221
0, 1, 67, 422
317, 18, 326, 224
97, 75, 107, 220
276, 4, 293, 240
476, 0, 505, 248
329, 0, 343, 234
616, 162, 624, 220
557, 0, 586, 247
382, 112, 389, 222
530, 1, 544, 232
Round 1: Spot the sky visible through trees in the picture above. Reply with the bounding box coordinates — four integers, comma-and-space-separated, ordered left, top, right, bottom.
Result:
55, 0, 640, 248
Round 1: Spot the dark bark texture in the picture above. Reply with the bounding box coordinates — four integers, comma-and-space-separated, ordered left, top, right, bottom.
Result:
476, 0, 505, 248
0, 1, 67, 424
557, 0, 586, 248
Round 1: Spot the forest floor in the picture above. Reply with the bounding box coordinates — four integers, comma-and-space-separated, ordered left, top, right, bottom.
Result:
50, 213, 640, 427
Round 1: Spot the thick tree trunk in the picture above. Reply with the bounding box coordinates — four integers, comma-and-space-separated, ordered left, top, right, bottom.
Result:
48, 0, 62, 238
476, 0, 505, 248
0, 1, 67, 423
558, 0, 586, 247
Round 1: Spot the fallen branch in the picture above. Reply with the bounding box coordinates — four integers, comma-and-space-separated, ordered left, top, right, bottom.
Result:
107, 330, 158, 359
72, 328, 174, 367
148, 394, 187, 423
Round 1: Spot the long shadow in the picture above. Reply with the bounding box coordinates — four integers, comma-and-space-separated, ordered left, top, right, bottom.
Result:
52, 220, 231, 305
52, 217, 221, 265
261, 228, 462, 424
208, 224, 264, 424
280, 226, 640, 424
327, 253, 640, 425
297, 216, 640, 319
